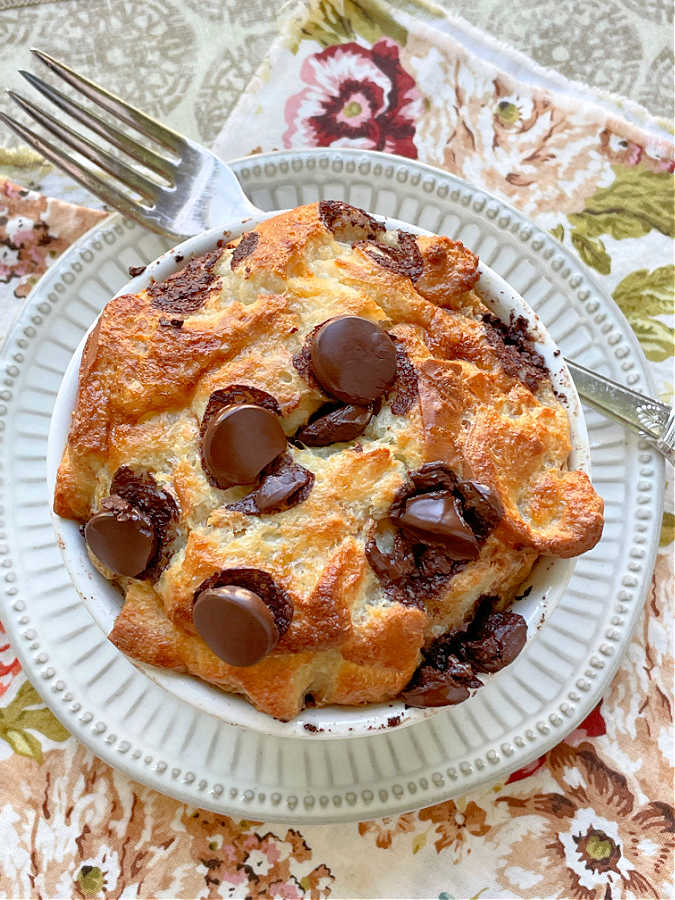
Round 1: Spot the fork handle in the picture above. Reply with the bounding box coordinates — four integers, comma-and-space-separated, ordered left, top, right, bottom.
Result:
566, 359, 674, 466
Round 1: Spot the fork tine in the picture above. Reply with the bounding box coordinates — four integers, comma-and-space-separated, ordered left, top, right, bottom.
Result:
30, 48, 185, 153
0, 110, 164, 231
7, 90, 161, 203
19, 69, 175, 181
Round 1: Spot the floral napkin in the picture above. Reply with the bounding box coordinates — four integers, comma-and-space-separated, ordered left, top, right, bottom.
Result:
0, 0, 673, 898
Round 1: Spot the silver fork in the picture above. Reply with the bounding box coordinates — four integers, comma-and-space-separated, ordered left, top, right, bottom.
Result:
1, 48, 259, 238
2, 50, 673, 465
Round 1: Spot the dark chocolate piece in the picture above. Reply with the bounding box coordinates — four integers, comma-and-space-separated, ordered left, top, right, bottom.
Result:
295, 402, 372, 446
482, 313, 548, 393
109, 467, 179, 580
399, 603, 528, 707
367, 463, 502, 608
227, 454, 314, 515
402, 657, 482, 707
318, 200, 385, 242
388, 341, 418, 415
456, 480, 504, 542
193, 585, 279, 667
128, 264, 146, 277
147, 249, 221, 314
310, 316, 397, 405
396, 491, 480, 560
463, 610, 527, 673
231, 231, 259, 270
355, 230, 424, 282
202, 404, 287, 488
84, 496, 155, 578
194, 568, 293, 637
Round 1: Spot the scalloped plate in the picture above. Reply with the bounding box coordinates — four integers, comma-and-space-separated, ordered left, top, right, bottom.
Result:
0, 149, 662, 823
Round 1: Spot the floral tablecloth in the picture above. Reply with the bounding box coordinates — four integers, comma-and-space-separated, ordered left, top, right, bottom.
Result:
0, 1, 673, 897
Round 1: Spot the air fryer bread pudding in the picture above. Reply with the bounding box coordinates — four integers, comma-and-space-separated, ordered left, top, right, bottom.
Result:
53, 201, 604, 721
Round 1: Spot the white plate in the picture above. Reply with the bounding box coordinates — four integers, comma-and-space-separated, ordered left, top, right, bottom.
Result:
0, 149, 662, 822
46, 209, 588, 740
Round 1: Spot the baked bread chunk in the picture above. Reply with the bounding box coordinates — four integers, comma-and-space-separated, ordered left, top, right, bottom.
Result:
54, 202, 603, 720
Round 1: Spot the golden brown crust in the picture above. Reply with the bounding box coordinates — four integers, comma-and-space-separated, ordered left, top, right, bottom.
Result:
56, 202, 604, 718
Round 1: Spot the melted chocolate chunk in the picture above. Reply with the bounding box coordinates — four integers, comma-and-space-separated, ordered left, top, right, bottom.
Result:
368, 464, 502, 609
400, 604, 527, 707
390, 464, 502, 545
193, 585, 279, 667
365, 520, 416, 583
365, 521, 466, 610
401, 657, 482, 707
355, 230, 424, 282
202, 404, 287, 488
292, 323, 326, 392
147, 249, 221, 314
108, 467, 179, 580
84, 496, 156, 578
128, 264, 146, 277
388, 342, 418, 415
295, 402, 372, 446
318, 200, 385, 242
230, 231, 259, 270
463, 610, 527, 673
310, 316, 397, 405
482, 313, 549, 392
227, 453, 314, 515
456, 481, 504, 542
194, 568, 293, 637
200, 387, 284, 489
201, 386, 282, 429
396, 492, 480, 560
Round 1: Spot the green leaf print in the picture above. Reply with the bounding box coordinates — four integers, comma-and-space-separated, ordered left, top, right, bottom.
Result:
571, 231, 611, 275
550, 224, 564, 242
568, 165, 675, 274
613, 266, 675, 361
613, 266, 675, 318
660, 511, 675, 546
289, 0, 407, 52
0, 680, 70, 761
584, 166, 675, 238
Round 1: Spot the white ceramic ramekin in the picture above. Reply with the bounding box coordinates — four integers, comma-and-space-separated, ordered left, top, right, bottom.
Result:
47, 211, 589, 739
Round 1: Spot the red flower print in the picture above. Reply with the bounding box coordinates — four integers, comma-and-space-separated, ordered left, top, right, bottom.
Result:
284, 39, 421, 157
505, 754, 547, 784
0, 620, 21, 699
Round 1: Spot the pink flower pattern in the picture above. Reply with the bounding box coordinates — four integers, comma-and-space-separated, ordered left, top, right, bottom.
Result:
284, 39, 421, 157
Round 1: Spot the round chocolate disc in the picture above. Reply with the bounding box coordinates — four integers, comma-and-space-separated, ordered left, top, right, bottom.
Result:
85, 500, 155, 577
202, 404, 287, 487
398, 491, 480, 559
193, 585, 279, 667
310, 316, 396, 405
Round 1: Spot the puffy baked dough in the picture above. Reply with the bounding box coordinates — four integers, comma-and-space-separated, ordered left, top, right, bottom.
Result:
54, 202, 603, 719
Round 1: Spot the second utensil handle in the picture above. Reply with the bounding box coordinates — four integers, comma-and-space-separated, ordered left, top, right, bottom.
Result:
566, 359, 675, 467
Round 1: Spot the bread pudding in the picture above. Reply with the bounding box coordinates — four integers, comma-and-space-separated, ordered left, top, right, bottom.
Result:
53, 202, 604, 720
